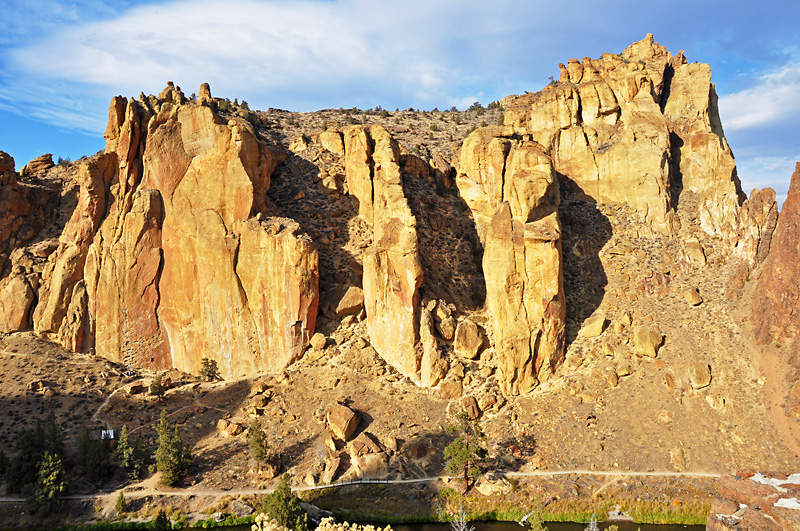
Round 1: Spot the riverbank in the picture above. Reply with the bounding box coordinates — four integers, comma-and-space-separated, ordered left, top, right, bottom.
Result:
0, 473, 713, 529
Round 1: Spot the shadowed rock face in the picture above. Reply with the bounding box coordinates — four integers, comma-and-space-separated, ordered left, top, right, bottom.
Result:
753, 163, 800, 347
31, 88, 319, 379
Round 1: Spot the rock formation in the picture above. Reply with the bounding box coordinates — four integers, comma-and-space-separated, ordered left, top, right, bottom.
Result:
753, 163, 800, 346
502, 34, 744, 239
5, 85, 319, 379
457, 128, 565, 395
343, 124, 427, 382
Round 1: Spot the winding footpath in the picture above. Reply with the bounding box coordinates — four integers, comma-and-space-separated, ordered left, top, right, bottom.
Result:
0, 469, 722, 503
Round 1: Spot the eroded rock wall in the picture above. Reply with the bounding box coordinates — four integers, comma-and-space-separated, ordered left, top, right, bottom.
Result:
458, 128, 565, 395
753, 163, 800, 346
344, 124, 426, 382
502, 34, 744, 238
83, 92, 317, 378
2, 88, 319, 380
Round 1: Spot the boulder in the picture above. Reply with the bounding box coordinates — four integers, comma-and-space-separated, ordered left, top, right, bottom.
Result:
453, 318, 483, 359
335, 286, 364, 317
439, 379, 462, 400
688, 362, 712, 389
459, 395, 481, 420
436, 316, 457, 340
320, 457, 340, 484
310, 333, 327, 351
0, 275, 34, 332
683, 287, 703, 306
21, 153, 54, 177
348, 432, 383, 457
419, 308, 448, 387
350, 452, 388, 478
319, 130, 345, 157
326, 403, 360, 441
579, 313, 607, 338
634, 326, 663, 358
685, 240, 706, 265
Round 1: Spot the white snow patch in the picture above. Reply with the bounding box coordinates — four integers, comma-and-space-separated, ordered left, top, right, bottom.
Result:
775, 498, 800, 511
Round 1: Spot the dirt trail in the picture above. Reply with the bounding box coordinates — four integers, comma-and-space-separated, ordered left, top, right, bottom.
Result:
0, 469, 722, 503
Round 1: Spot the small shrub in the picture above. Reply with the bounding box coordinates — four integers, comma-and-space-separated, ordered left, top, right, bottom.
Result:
149, 374, 166, 399
430, 124, 441, 132
380, 109, 390, 118
115, 492, 128, 514
497, 112, 505, 126
200, 358, 221, 382
248, 420, 272, 464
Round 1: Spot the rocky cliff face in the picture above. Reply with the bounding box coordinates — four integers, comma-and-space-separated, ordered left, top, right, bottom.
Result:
457, 128, 564, 395
753, 163, 800, 349
343, 125, 425, 382
502, 34, 744, 239
2, 86, 319, 379
0, 36, 790, 403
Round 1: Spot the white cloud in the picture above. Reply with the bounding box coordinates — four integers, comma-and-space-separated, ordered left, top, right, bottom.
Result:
718, 62, 800, 130
736, 155, 799, 207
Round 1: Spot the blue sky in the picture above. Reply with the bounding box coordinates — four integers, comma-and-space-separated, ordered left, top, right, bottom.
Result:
1, 0, 799, 203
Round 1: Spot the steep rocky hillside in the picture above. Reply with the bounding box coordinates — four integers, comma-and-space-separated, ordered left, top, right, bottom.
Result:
0, 35, 799, 517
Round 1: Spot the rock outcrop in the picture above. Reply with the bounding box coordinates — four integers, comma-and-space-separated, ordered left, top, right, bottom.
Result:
502, 34, 744, 238
6, 85, 319, 379
343, 125, 427, 382
457, 128, 565, 395
753, 163, 800, 346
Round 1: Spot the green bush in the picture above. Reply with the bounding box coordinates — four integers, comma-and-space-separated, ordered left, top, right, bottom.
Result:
115, 492, 128, 514
260, 474, 309, 531
200, 358, 221, 382
154, 409, 192, 487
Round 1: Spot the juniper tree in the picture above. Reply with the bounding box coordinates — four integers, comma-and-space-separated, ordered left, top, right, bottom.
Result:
200, 358, 221, 382
444, 412, 487, 492
35, 451, 67, 514
248, 420, 271, 465
154, 409, 192, 486
117, 425, 148, 479
149, 374, 166, 399
115, 491, 128, 514
260, 473, 308, 531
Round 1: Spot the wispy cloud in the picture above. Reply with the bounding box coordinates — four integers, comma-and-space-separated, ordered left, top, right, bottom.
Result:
736, 155, 800, 207
718, 62, 800, 130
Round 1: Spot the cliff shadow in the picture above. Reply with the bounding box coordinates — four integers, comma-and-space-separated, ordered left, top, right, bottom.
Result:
266, 150, 364, 326
557, 175, 612, 347
401, 164, 486, 310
